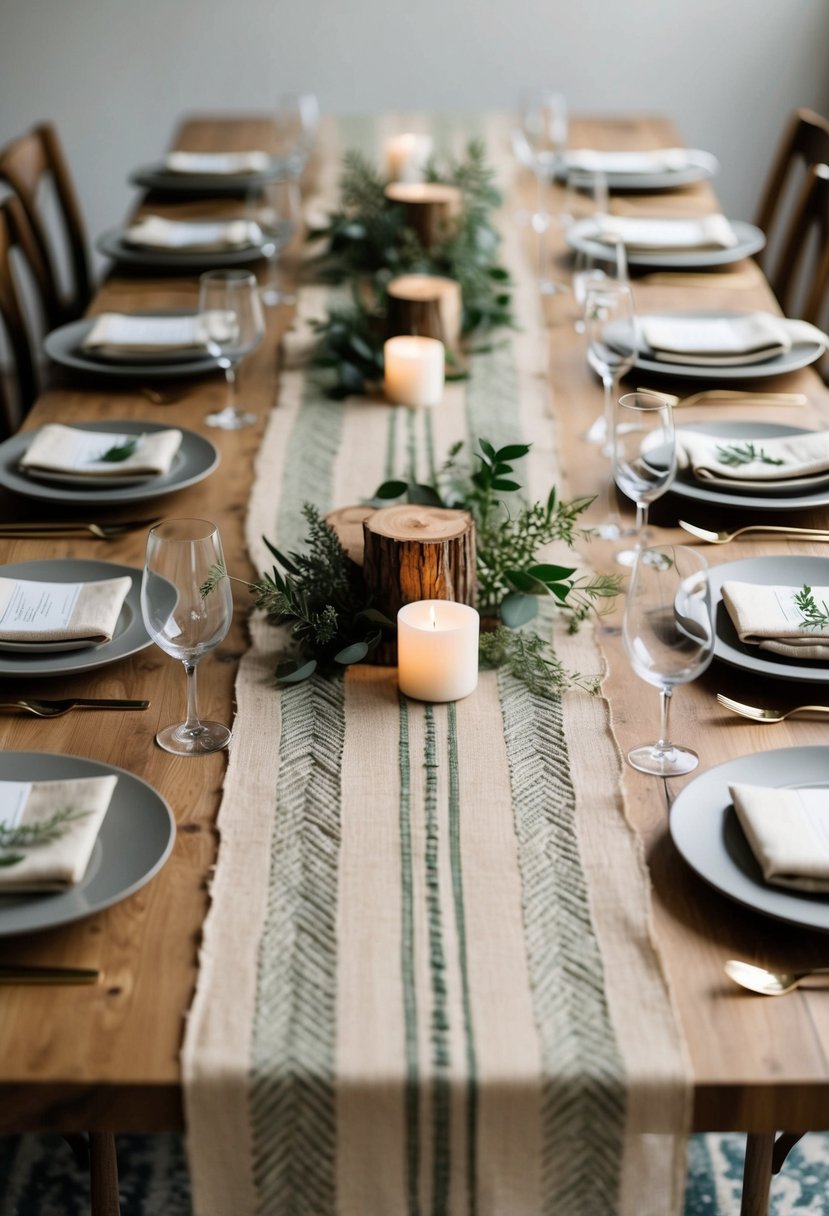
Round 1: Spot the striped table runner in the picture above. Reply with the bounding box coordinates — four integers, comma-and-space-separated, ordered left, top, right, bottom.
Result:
182, 115, 690, 1216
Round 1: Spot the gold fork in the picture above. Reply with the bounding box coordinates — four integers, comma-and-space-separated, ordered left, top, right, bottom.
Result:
636, 387, 808, 408
0, 698, 149, 718
717, 693, 829, 723
0, 517, 160, 540
679, 520, 829, 545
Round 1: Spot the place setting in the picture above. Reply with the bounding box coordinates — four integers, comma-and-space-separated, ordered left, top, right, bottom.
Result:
557, 145, 720, 191
45, 308, 227, 380
96, 212, 272, 271
129, 147, 291, 196
566, 210, 766, 270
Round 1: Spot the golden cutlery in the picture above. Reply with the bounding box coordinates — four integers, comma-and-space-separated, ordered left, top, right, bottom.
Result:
725, 959, 829, 996
141, 386, 186, 406
0, 698, 150, 718
638, 387, 808, 408
680, 520, 829, 545
637, 272, 759, 289
0, 517, 160, 540
0, 964, 100, 985
716, 694, 829, 723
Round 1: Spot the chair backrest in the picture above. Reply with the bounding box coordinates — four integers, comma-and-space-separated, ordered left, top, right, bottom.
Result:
0, 122, 91, 326
773, 162, 829, 328
0, 195, 50, 438
754, 108, 829, 300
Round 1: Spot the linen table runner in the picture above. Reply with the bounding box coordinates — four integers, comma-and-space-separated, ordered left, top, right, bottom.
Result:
183, 115, 690, 1216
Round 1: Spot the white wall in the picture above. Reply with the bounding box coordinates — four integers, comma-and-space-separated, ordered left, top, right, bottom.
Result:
2, 0, 829, 268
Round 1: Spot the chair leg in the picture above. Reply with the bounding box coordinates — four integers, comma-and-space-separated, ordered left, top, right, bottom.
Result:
88, 1132, 120, 1216
740, 1133, 774, 1216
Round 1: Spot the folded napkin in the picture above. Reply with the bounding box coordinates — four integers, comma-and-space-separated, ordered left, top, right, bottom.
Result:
721, 580, 829, 659
565, 148, 697, 174
164, 150, 271, 175
123, 215, 263, 252
0, 775, 117, 892
677, 428, 829, 489
730, 781, 829, 892
83, 312, 221, 357
639, 313, 827, 367
0, 574, 131, 646
20, 424, 183, 479
594, 214, 738, 251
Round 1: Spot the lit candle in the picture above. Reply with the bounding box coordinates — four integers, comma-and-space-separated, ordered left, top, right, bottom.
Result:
397, 600, 479, 702
383, 336, 445, 408
385, 133, 433, 183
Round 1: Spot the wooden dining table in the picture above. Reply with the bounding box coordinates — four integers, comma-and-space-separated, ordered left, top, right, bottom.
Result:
2, 110, 829, 1216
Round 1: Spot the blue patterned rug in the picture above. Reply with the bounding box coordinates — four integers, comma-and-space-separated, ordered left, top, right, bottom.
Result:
1, 1133, 829, 1213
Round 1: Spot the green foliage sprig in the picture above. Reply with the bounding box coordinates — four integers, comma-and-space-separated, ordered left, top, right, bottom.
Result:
98, 436, 141, 463
794, 584, 829, 630
0, 806, 88, 868
715, 441, 784, 468
308, 142, 514, 397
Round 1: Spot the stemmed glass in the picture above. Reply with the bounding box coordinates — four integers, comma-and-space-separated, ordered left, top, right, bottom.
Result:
567, 167, 609, 332
622, 544, 714, 776
274, 92, 319, 175
612, 391, 676, 567
514, 91, 568, 294
141, 519, 234, 756
248, 177, 303, 306
199, 269, 265, 430
584, 273, 636, 449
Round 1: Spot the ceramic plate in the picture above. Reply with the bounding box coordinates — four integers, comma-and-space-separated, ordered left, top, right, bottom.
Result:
557, 149, 719, 192
710, 554, 829, 684
44, 313, 222, 380
566, 218, 765, 269
670, 746, 829, 932
96, 228, 268, 271
607, 311, 826, 381
0, 421, 219, 507
129, 158, 289, 196
0, 752, 175, 937
671, 421, 829, 512
0, 559, 166, 677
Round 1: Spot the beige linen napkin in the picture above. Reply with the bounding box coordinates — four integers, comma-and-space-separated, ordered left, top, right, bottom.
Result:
0, 775, 117, 892
123, 215, 263, 252
721, 580, 829, 659
164, 150, 271, 175
0, 575, 131, 646
20, 424, 183, 479
83, 312, 215, 356
730, 782, 829, 892
641, 313, 827, 367
595, 214, 738, 251
565, 148, 698, 174
677, 428, 829, 489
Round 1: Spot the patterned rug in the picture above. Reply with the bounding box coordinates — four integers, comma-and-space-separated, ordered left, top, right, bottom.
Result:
1, 1133, 829, 1214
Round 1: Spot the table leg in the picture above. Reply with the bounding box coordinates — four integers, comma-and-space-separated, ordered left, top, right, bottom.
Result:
740, 1133, 773, 1216
89, 1132, 121, 1216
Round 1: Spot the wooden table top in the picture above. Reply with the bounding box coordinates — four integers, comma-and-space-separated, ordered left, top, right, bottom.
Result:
1, 112, 829, 1138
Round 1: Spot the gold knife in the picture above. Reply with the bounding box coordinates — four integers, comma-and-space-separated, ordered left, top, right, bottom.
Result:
0, 964, 100, 985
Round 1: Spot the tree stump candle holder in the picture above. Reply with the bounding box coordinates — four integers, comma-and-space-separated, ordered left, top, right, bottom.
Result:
386, 273, 464, 373
328, 503, 477, 666
384, 182, 463, 251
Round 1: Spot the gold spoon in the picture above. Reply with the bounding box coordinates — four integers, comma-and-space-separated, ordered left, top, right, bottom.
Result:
725, 959, 829, 996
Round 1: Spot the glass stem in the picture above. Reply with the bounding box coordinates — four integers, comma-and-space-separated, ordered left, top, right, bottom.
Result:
635, 501, 649, 545
536, 171, 548, 284
225, 361, 238, 414
656, 685, 673, 755
182, 659, 204, 736
604, 372, 618, 450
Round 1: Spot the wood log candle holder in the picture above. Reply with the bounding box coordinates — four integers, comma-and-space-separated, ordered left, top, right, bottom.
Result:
386, 273, 464, 371
327, 503, 477, 666
384, 182, 463, 251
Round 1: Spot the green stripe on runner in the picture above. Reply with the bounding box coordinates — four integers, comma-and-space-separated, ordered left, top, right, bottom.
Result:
447, 702, 478, 1216
423, 408, 438, 488
398, 697, 421, 1216
424, 705, 450, 1216
464, 340, 525, 454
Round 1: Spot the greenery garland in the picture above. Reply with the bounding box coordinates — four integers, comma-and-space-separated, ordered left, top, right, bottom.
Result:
307, 142, 515, 397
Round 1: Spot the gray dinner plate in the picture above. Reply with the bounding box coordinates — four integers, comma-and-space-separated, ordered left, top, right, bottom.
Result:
710, 554, 829, 684
0, 751, 175, 937
671, 421, 829, 512
608, 311, 827, 381
0, 421, 219, 506
670, 746, 829, 932
0, 558, 164, 677
129, 158, 290, 196
557, 149, 719, 192
44, 313, 222, 379
96, 227, 268, 271
566, 218, 765, 270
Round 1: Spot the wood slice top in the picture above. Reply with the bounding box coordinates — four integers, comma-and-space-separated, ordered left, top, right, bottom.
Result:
384, 182, 463, 206
325, 504, 376, 564
365, 504, 472, 541
387, 274, 461, 301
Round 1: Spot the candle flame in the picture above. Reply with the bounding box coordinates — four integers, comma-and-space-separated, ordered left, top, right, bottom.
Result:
429, 605, 437, 630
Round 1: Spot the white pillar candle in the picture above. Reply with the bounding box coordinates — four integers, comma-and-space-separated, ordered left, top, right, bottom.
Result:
397, 600, 479, 702
385, 133, 433, 183
383, 336, 444, 408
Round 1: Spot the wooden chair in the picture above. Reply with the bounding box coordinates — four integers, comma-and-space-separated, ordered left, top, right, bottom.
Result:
0, 122, 92, 326
754, 107, 829, 306
0, 194, 51, 438
772, 161, 829, 327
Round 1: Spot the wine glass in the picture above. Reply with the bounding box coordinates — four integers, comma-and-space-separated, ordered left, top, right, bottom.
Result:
516, 91, 568, 294
622, 544, 714, 776
584, 273, 636, 449
612, 391, 676, 567
199, 269, 265, 430
141, 519, 233, 756
248, 177, 303, 306
274, 92, 319, 175
566, 167, 609, 332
